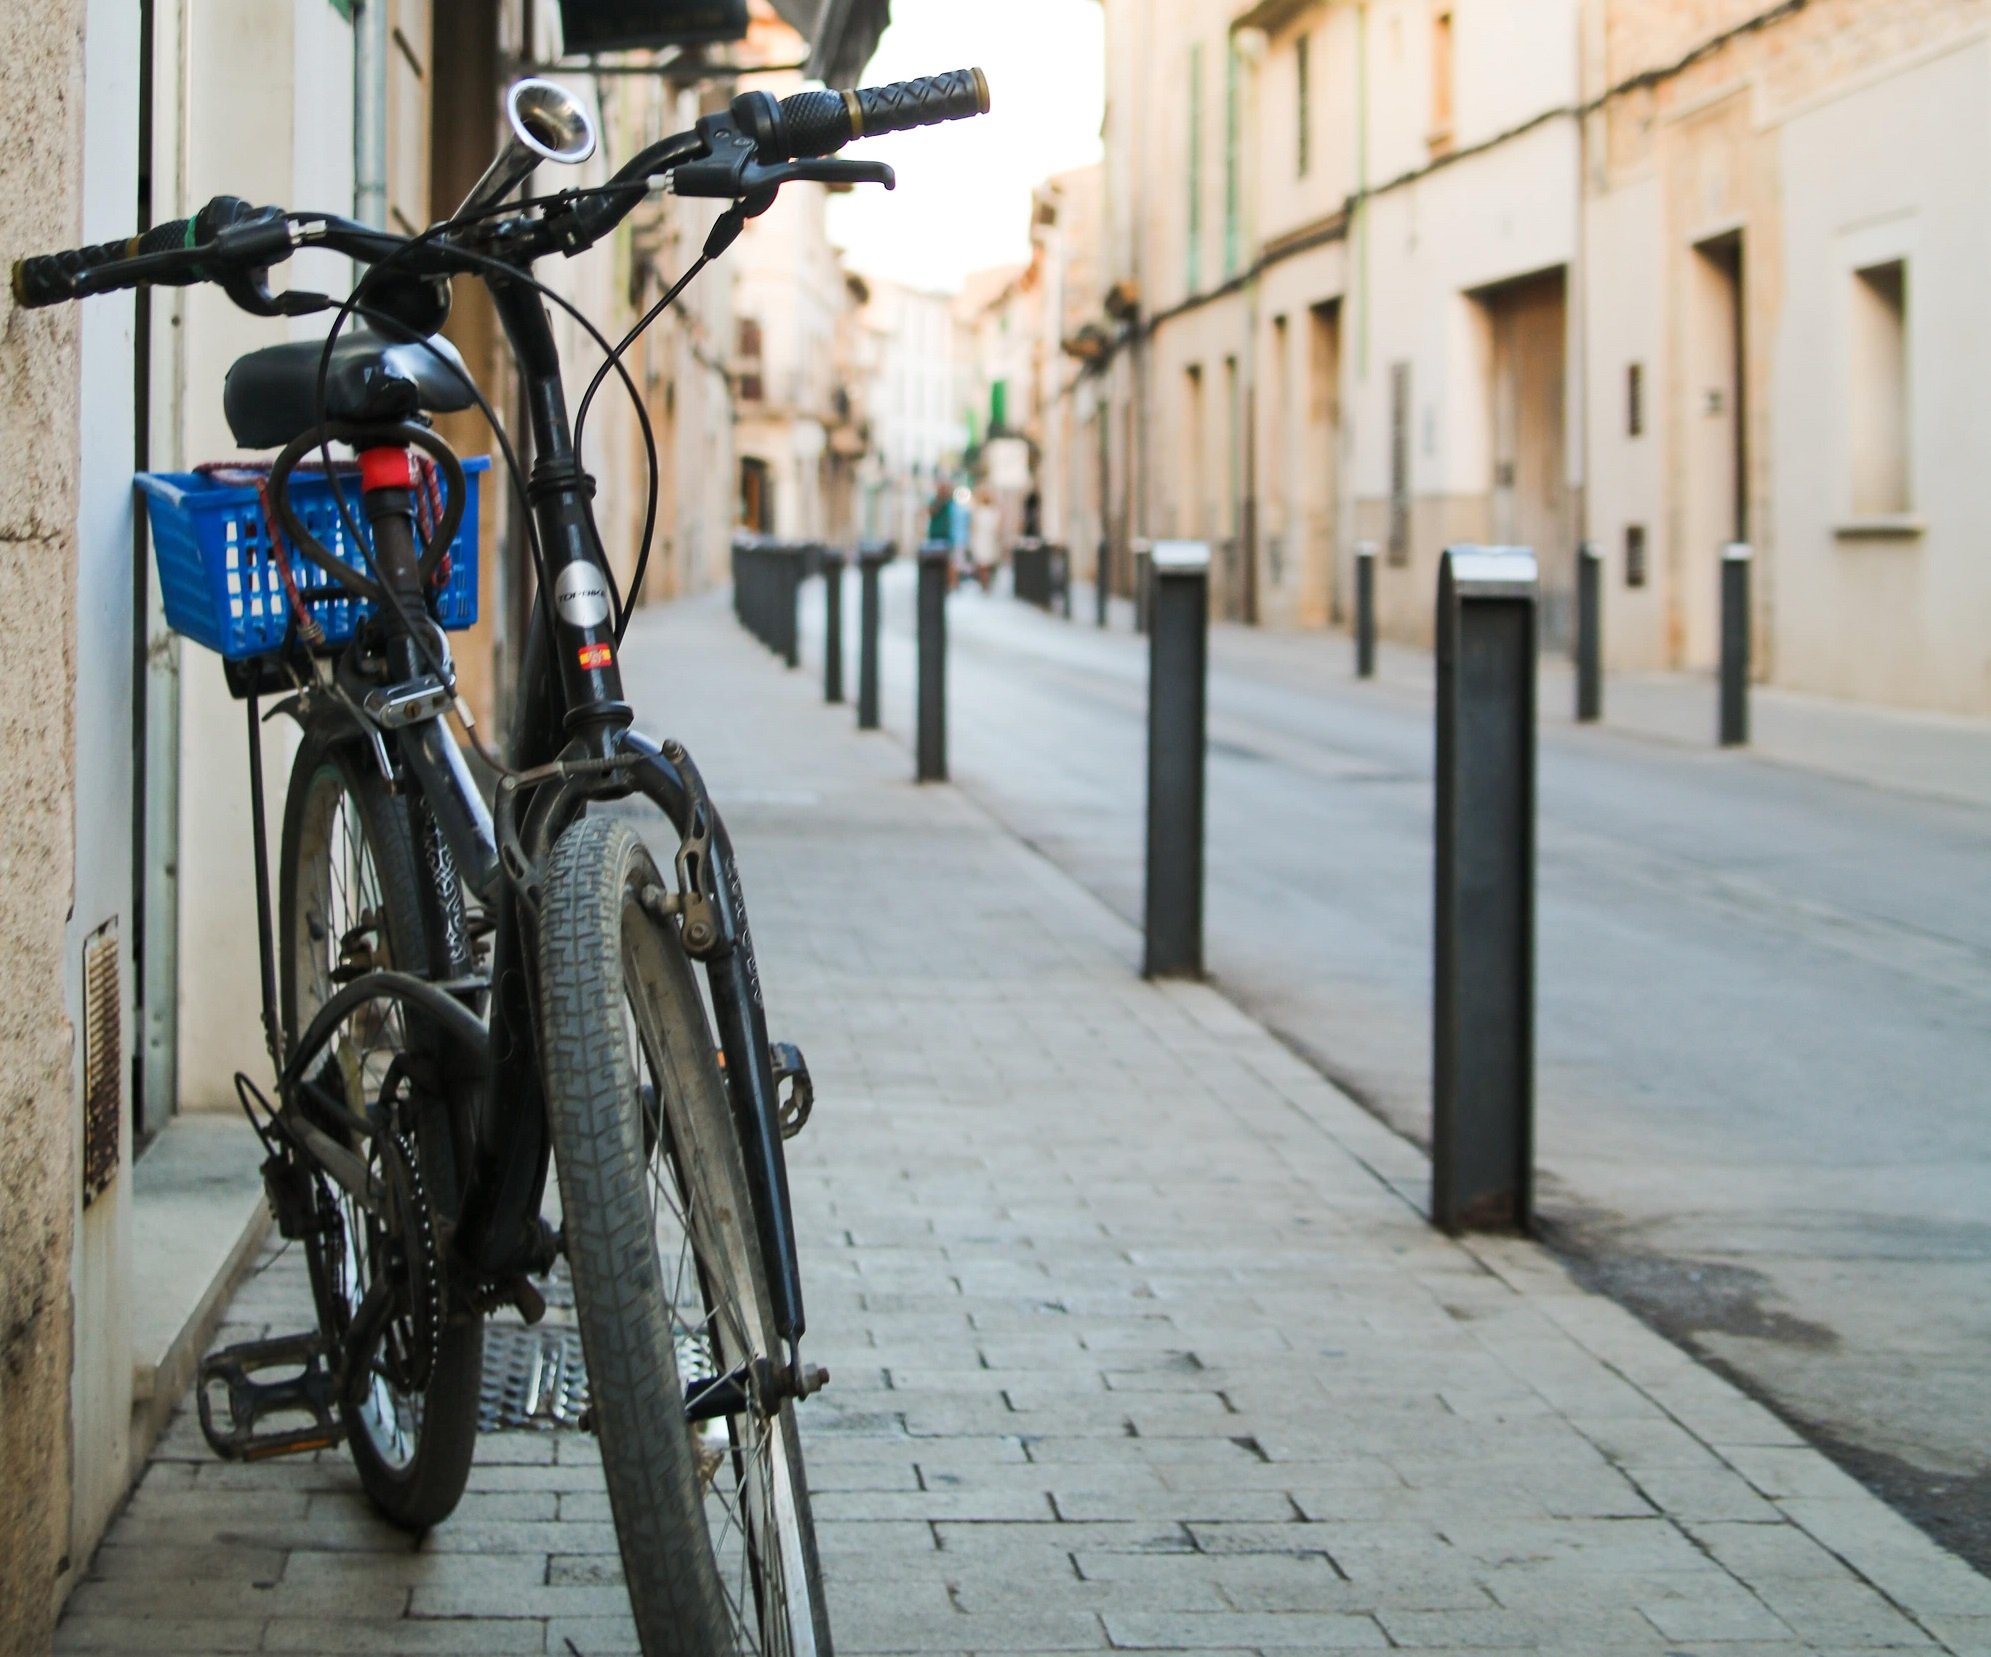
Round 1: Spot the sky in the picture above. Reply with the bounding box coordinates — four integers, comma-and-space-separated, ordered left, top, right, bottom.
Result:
823, 0, 1105, 295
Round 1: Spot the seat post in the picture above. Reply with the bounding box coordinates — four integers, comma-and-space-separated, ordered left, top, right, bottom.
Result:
358, 442, 425, 599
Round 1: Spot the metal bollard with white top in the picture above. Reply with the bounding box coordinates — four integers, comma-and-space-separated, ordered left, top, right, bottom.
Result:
1720, 542, 1751, 747
1432, 545, 1538, 1234
1143, 541, 1211, 980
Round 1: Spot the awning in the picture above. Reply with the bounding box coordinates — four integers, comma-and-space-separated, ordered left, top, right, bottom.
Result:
775, 0, 893, 87
1231, 0, 1317, 34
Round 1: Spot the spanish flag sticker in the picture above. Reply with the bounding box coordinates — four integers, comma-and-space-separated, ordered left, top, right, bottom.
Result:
578, 642, 614, 671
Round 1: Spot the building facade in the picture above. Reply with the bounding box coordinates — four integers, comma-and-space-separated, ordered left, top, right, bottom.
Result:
1069, 0, 1991, 712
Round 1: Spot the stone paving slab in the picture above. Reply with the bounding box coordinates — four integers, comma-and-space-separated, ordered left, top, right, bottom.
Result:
59, 594, 1991, 1655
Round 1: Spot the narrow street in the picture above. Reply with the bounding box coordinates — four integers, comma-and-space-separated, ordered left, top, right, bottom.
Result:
839, 569, 1991, 1567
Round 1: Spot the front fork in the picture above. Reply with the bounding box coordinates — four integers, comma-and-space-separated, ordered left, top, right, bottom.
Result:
462, 710, 809, 1348
621, 731, 808, 1348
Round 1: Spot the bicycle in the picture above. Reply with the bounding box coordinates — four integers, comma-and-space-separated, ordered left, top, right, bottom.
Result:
16, 64, 990, 1657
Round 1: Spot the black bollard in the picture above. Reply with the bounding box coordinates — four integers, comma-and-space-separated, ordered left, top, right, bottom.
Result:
1011, 539, 1041, 606
1143, 541, 1210, 980
916, 543, 949, 782
1096, 539, 1110, 629
732, 537, 757, 638
823, 548, 846, 704
1134, 543, 1153, 636
856, 540, 893, 731
1055, 546, 1073, 619
1432, 545, 1538, 1234
1720, 542, 1751, 747
1575, 541, 1602, 723
780, 545, 804, 669
1355, 541, 1377, 679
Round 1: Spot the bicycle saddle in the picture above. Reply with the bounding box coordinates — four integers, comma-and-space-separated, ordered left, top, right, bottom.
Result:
223, 328, 477, 450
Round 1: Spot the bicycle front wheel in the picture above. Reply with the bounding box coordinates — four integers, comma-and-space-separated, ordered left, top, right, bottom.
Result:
537, 816, 830, 1657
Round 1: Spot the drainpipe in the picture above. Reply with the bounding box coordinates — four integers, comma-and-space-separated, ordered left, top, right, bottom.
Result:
355, 0, 389, 227
1573, 0, 1593, 572
1354, 0, 1369, 380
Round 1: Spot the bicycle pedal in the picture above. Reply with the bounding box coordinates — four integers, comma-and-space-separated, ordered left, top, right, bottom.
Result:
197, 1334, 345, 1462
770, 1042, 814, 1140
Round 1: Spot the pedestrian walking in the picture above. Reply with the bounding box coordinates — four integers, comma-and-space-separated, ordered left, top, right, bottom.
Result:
970, 486, 1002, 592
925, 480, 953, 549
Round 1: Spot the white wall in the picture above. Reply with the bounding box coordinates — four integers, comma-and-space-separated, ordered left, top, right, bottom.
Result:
67, 0, 142, 1575
1348, 118, 1579, 501
174, 0, 354, 1112
1771, 34, 1991, 712
1580, 173, 1669, 669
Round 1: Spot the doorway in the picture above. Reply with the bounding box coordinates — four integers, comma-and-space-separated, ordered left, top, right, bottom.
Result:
739, 457, 774, 535
1306, 301, 1342, 625
1481, 268, 1570, 649
1680, 232, 1745, 670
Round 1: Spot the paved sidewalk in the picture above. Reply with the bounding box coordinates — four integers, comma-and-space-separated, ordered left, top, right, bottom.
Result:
63, 594, 1991, 1654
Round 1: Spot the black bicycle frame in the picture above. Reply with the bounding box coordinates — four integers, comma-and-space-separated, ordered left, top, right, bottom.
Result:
346, 270, 807, 1347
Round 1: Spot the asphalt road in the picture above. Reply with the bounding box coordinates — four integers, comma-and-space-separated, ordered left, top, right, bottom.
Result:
811, 569, 1991, 1573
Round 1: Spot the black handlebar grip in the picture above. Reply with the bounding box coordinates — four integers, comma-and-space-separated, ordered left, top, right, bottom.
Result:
14, 235, 142, 309
11, 215, 201, 308
5, 199, 250, 308
779, 90, 854, 161
777, 69, 989, 162
850, 69, 990, 141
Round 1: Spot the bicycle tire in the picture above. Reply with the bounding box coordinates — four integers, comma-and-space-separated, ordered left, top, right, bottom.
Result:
278, 727, 484, 1532
537, 816, 831, 1657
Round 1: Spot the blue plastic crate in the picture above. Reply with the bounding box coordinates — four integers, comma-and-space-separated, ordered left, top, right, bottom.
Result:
134, 457, 488, 660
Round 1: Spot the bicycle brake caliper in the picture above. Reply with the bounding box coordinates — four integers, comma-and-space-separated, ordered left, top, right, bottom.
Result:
770, 1042, 814, 1140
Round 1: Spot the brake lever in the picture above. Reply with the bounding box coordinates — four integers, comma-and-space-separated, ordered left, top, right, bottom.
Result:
211, 209, 330, 318
750, 158, 897, 192
672, 146, 896, 208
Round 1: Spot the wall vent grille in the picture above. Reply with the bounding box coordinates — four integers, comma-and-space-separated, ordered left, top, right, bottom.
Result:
82, 922, 121, 1206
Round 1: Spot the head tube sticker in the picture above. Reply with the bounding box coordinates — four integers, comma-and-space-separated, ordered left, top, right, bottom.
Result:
555, 561, 613, 629
578, 642, 614, 671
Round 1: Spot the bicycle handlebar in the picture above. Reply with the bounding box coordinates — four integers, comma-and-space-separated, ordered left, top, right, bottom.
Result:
10, 68, 992, 312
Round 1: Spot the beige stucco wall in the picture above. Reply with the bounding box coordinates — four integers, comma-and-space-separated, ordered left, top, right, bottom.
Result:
0, 0, 85, 1646
1769, 30, 1990, 711
1586, 0, 1991, 709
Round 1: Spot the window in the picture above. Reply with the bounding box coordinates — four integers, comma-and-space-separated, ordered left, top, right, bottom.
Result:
1627, 363, 1644, 438
1296, 32, 1311, 178
1849, 260, 1909, 515
1187, 42, 1204, 292
1625, 523, 1647, 588
1430, 5, 1455, 154
1387, 362, 1412, 564
736, 317, 764, 404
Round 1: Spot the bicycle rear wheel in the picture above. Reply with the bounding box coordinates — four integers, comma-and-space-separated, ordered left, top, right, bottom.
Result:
279, 728, 484, 1531
537, 816, 830, 1657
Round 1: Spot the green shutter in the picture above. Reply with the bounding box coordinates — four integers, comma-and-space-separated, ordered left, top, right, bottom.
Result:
1297, 33, 1311, 178
1187, 42, 1203, 294
991, 379, 1008, 433
1225, 41, 1241, 277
